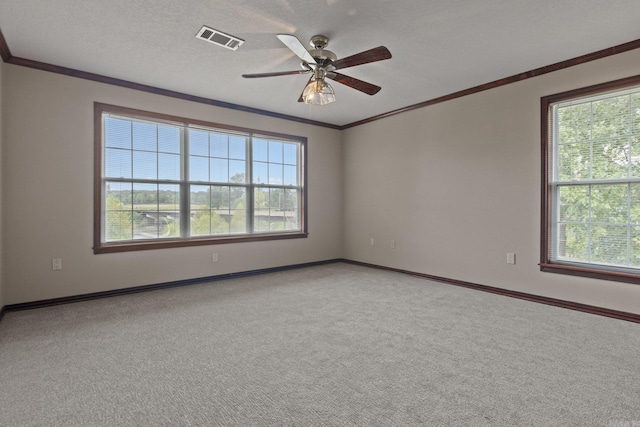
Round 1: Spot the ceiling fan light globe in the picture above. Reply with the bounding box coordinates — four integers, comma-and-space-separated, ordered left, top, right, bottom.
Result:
302, 79, 336, 105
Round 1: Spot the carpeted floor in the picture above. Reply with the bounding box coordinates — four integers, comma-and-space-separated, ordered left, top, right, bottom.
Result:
0, 263, 638, 426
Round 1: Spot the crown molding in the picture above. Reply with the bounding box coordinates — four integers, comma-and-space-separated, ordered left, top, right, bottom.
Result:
342, 38, 640, 128
0, 27, 12, 62
1, 28, 640, 130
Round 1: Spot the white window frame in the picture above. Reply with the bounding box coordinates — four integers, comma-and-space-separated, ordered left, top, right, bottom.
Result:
94, 103, 307, 254
541, 74, 640, 284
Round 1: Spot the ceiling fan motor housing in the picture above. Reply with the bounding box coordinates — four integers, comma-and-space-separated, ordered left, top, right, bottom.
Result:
310, 35, 329, 49
309, 35, 337, 66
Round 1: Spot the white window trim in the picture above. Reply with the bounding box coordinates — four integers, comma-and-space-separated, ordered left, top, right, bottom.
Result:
540, 74, 640, 285
94, 103, 307, 254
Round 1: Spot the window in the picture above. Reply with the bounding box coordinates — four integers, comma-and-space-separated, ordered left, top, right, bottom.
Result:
94, 103, 307, 253
541, 75, 640, 283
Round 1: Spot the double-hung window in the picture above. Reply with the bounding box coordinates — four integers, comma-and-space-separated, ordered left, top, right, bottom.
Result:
541, 75, 640, 283
94, 103, 307, 253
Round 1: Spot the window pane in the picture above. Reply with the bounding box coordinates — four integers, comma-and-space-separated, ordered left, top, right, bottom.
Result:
210, 133, 228, 158
254, 187, 268, 209
132, 183, 157, 207
633, 93, 640, 133
557, 104, 591, 143
189, 155, 209, 181
630, 184, 640, 224
105, 117, 131, 149
230, 188, 247, 234
191, 185, 211, 209
105, 148, 132, 179
105, 210, 132, 241
133, 151, 157, 180
105, 181, 132, 241
591, 137, 629, 180
269, 215, 285, 231
631, 138, 640, 177
190, 209, 211, 236
269, 189, 285, 231
158, 153, 180, 181
253, 161, 268, 184
158, 184, 180, 210
557, 223, 589, 262
212, 211, 231, 235
558, 186, 589, 223
106, 181, 132, 209
229, 136, 246, 160
158, 125, 180, 154
230, 208, 246, 233
269, 141, 283, 163
283, 189, 299, 230
212, 186, 230, 209
211, 158, 228, 183
269, 163, 283, 185
284, 165, 297, 186
202, 186, 248, 236
230, 186, 245, 209
190, 184, 211, 236
253, 138, 268, 161
159, 184, 180, 237
590, 224, 628, 266
253, 188, 299, 232
254, 188, 269, 232
630, 226, 640, 267
591, 96, 630, 140
558, 142, 590, 181
591, 185, 628, 224
269, 189, 282, 211
132, 121, 157, 152
189, 129, 209, 156
283, 143, 297, 165
191, 185, 236, 236
132, 183, 158, 239
229, 160, 246, 183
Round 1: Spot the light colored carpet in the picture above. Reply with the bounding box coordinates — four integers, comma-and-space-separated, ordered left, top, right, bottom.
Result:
0, 263, 638, 426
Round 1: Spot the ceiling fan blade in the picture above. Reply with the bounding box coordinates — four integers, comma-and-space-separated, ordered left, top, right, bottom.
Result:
327, 72, 381, 95
242, 70, 310, 78
277, 34, 318, 65
330, 46, 391, 70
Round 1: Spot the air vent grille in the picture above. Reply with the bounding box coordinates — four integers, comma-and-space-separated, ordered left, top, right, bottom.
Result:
196, 26, 244, 51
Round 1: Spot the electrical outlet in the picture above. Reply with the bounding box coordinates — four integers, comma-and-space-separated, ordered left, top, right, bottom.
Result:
52, 258, 62, 271
390, 239, 396, 249
212, 253, 218, 263
506, 253, 516, 265
370, 238, 375, 246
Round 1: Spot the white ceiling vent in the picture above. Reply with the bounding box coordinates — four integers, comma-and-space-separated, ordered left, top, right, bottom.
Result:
196, 26, 244, 50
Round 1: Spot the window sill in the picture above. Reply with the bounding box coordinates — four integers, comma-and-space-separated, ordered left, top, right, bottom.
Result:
540, 262, 640, 285
94, 231, 308, 254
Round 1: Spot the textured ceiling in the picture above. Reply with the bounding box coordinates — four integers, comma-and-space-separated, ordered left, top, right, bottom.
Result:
1, 0, 639, 127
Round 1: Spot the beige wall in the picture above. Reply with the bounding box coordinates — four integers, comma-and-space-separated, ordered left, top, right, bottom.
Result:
4, 48, 640, 313
3, 65, 343, 304
343, 49, 640, 314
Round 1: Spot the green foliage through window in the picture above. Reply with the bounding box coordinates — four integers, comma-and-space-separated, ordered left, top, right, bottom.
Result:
550, 85, 640, 270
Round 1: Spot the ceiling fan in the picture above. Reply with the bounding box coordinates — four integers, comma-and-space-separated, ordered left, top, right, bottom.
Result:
242, 34, 392, 105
